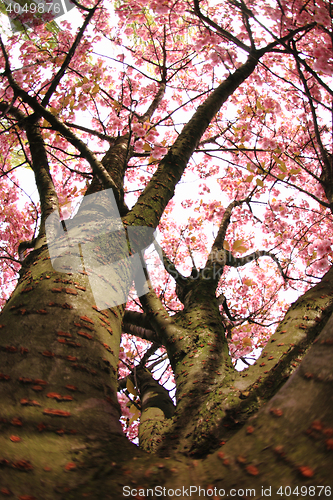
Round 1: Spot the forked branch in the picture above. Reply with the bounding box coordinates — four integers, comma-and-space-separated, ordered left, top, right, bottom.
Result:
0, 37, 126, 214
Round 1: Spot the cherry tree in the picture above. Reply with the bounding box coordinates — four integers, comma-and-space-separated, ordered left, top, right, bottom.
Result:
0, 0, 333, 496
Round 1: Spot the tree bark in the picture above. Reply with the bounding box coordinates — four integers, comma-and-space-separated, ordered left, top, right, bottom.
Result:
0, 244, 135, 497
1, 247, 333, 498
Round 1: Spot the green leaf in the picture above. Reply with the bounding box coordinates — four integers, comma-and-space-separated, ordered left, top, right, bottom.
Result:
256, 178, 264, 187
235, 245, 248, 254
148, 155, 158, 164
129, 407, 141, 424
273, 154, 287, 171
126, 379, 137, 397
289, 167, 301, 175
232, 239, 244, 251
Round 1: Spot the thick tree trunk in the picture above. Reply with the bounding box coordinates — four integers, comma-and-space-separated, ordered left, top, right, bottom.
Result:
0, 245, 137, 498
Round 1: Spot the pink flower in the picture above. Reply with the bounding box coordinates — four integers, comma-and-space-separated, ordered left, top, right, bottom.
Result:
132, 123, 146, 137
313, 258, 330, 272
134, 140, 145, 153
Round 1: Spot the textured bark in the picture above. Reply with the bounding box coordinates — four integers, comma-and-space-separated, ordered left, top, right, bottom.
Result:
1, 248, 333, 498
0, 238, 134, 497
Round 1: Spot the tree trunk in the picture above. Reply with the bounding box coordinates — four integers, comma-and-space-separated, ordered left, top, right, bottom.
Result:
0, 244, 136, 497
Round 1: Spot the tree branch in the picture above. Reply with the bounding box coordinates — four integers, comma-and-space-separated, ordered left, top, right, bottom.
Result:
139, 82, 166, 123
293, 45, 333, 208
209, 198, 247, 257
126, 53, 261, 228
192, 0, 252, 53
0, 36, 127, 214
229, 250, 287, 279
122, 310, 159, 343
0, 101, 59, 244
64, 121, 116, 143
137, 276, 188, 370
153, 240, 186, 285
41, 1, 101, 107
